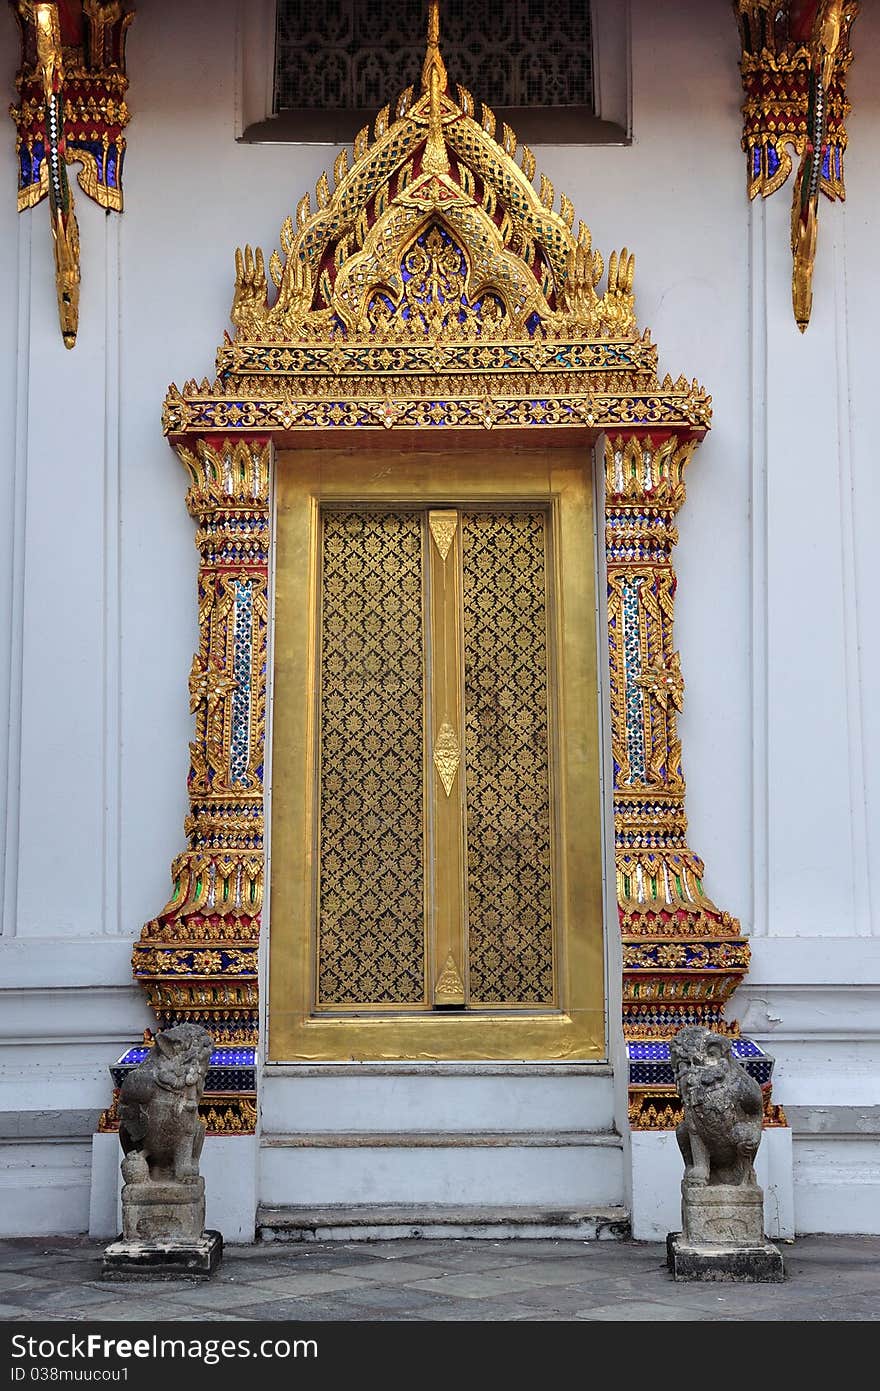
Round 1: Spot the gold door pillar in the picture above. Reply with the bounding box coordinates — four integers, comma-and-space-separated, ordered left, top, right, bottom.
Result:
604, 431, 761, 1127
115, 435, 270, 1135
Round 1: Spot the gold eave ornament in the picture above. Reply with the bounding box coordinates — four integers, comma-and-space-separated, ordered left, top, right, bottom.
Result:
33, 1, 80, 347
791, 0, 858, 331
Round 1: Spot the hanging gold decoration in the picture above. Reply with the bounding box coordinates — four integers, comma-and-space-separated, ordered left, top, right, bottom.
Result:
733, 0, 860, 330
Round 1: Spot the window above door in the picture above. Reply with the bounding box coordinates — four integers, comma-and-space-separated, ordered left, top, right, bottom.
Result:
236, 0, 630, 146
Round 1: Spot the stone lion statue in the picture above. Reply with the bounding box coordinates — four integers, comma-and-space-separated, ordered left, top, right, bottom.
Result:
119, 1023, 212, 1185
670, 1025, 764, 1187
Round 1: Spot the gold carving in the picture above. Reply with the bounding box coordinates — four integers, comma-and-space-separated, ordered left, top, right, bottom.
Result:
733, 1, 858, 199
429, 510, 457, 561
107, 1093, 260, 1137
791, 1, 856, 330
11, 2, 133, 213
131, 438, 270, 1111
11, 2, 135, 346
733, 1, 860, 329
602, 430, 777, 1124
635, 652, 684, 712
32, 3, 80, 347
432, 721, 460, 797
434, 953, 466, 1007
219, 10, 638, 349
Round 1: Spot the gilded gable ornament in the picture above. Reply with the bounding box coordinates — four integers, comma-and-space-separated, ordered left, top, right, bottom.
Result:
228, 8, 635, 351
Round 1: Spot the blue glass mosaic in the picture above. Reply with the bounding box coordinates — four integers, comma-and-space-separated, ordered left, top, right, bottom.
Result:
627, 1038, 774, 1089
230, 580, 253, 785
620, 576, 646, 782
111, 1046, 256, 1094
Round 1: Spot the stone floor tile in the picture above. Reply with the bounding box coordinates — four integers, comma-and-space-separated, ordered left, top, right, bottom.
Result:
406, 1270, 545, 1299
170, 1282, 306, 1309
44, 1300, 195, 1322
239, 1272, 372, 1299
230, 1298, 381, 1322
0, 1301, 43, 1318
408, 1299, 544, 1321
0, 1272, 57, 1293
1, 1234, 878, 1323
0, 1284, 115, 1313
391, 1248, 533, 1273
489, 1257, 625, 1288
575, 1300, 716, 1321
247, 1251, 359, 1274
329, 1284, 457, 1316
489, 1280, 628, 1313
330, 1259, 449, 1283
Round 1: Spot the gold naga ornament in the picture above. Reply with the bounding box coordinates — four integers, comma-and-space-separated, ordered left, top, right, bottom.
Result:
733, 0, 860, 330
121, 1, 784, 1132
32, 2, 79, 346
790, 0, 857, 329
9, 0, 134, 347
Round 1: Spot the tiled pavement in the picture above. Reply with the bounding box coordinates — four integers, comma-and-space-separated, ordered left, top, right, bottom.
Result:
0, 1234, 877, 1321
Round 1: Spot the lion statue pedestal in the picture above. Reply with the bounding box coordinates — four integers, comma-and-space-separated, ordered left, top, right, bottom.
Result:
102, 1024, 222, 1280
665, 1026, 784, 1282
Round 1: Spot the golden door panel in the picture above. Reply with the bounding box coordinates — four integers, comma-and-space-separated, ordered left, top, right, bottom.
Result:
461, 510, 555, 1007
316, 511, 427, 1007
269, 446, 606, 1061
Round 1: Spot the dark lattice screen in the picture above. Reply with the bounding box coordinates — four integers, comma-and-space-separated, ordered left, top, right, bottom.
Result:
273, 1, 593, 114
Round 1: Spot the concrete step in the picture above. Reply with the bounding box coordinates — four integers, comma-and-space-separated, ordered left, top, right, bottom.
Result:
258, 1128, 625, 1210
258, 1063, 623, 1215
260, 1062, 616, 1135
256, 1203, 631, 1243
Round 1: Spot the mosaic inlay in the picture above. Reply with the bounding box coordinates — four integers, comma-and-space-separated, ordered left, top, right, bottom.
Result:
621, 576, 646, 784
230, 580, 253, 786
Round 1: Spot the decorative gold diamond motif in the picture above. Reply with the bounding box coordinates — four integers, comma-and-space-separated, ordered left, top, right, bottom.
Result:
433, 721, 461, 796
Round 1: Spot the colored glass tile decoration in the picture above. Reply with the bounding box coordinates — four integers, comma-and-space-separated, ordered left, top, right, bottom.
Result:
620, 577, 647, 783
9, 2, 134, 213
733, 1, 858, 202
230, 580, 253, 786
733, 3, 860, 329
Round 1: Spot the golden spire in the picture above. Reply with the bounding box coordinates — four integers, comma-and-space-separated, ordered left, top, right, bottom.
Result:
421, 0, 448, 94
421, 1, 450, 175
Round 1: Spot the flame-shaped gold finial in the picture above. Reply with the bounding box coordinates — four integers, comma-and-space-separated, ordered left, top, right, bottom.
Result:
421, 1, 450, 175
421, 1, 448, 95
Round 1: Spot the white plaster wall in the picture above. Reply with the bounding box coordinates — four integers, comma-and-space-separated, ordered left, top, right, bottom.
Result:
0, 0, 877, 1234
843, 5, 880, 939
0, 10, 20, 947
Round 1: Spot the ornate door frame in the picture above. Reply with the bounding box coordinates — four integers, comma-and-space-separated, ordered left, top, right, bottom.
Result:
268, 441, 606, 1062
108, 21, 778, 1139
